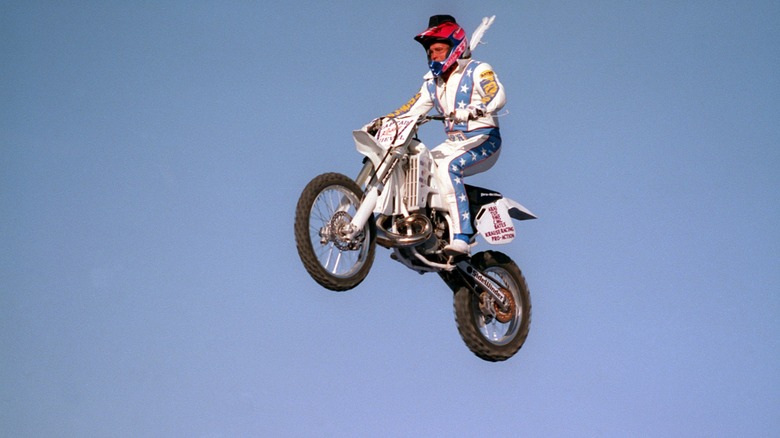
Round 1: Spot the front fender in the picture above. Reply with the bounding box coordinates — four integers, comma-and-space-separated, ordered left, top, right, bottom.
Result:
352, 129, 386, 168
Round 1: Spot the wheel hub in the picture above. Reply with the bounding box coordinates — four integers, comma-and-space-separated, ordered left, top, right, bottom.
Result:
479, 288, 515, 324
325, 211, 364, 251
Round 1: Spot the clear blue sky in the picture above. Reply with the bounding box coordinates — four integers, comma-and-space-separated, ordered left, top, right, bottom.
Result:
2, 1, 778, 436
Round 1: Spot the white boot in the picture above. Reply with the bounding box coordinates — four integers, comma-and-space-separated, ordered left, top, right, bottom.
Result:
443, 239, 470, 257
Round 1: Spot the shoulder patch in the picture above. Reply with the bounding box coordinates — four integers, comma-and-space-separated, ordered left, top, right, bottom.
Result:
480, 70, 495, 80
479, 71, 499, 105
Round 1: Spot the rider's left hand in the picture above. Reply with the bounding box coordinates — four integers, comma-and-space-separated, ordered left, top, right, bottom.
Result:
363, 117, 384, 135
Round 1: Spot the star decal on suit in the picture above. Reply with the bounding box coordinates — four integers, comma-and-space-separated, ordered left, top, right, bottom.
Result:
460, 84, 470, 93
459, 193, 468, 203
457, 100, 467, 109
459, 157, 467, 166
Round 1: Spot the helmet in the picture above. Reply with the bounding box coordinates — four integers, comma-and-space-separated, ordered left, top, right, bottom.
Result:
414, 15, 469, 77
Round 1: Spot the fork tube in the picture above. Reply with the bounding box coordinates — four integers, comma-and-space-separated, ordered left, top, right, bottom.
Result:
348, 186, 379, 238
355, 159, 373, 188
349, 144, 399, 238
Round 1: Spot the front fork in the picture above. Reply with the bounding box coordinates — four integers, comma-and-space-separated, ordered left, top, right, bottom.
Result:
322, 160, 378, 246
347, 152, 399, 240
355, 158, 373, 188
347, 186, 379, 239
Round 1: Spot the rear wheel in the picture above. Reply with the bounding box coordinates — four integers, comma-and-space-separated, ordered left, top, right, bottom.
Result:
294, 173, 376, 291
453, 251, 531, 361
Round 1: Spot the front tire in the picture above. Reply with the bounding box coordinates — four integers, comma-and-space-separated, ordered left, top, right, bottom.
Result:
294, 172, 376, 291
453, 251, 531, 361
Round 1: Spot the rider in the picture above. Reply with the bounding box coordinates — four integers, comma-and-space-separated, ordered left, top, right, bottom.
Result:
383, 14, 507, 256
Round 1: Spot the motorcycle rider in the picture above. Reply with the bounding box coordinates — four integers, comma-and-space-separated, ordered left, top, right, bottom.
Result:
383, 14, 507, 256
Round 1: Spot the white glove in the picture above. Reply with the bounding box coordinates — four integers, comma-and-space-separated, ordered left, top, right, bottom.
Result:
452, 105, 485, 123
362, 117, 384, 134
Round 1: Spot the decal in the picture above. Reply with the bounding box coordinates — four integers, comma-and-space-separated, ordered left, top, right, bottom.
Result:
386, 92, 421, 118
479, 71, 499, 105
476, 203, 515, 243
472, 269, 502, 296
376, 117, 416, 147
446, 131, 467, 142
480, 70, 495, 80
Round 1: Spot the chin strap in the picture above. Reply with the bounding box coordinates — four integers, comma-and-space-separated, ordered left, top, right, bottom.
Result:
469, 15, 496, 52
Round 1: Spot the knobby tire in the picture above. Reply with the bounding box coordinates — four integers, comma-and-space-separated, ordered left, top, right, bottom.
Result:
453, 251, 531, 362
294, 172, 376, 291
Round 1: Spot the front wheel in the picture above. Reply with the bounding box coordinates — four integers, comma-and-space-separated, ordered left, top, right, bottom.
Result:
453, 251, 532, 361
294, 172, 376, 291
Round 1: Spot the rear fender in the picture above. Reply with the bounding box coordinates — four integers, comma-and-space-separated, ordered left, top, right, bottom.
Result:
502, 197, 537, 221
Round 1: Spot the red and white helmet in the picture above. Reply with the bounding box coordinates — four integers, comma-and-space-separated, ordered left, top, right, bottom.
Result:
414, 15, 469, 77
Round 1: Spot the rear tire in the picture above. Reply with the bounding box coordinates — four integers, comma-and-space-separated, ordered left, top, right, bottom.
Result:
294, 173, 376, 291
453, 251, 531, 361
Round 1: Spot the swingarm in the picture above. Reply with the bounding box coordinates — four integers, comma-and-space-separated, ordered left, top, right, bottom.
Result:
456, 260, 510, 312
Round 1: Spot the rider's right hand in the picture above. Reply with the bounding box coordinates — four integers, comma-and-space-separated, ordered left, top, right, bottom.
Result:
452, 105, 485, 123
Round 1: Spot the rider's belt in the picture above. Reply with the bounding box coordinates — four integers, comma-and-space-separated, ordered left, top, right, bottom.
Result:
446, 131, 468, 142
446, 127, 500, 142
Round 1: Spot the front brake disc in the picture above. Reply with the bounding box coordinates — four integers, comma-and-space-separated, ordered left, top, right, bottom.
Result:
494, 288, 515, 324
329, 211, 363, 251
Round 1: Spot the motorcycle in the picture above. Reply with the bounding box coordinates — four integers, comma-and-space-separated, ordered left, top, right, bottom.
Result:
294, 114, 537, 362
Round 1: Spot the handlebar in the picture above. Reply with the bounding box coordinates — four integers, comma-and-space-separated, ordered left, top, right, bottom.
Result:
375, 110, 506, 127
368, 112, 499, 134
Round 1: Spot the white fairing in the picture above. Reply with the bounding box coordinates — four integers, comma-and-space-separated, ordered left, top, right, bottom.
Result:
353, 129, 387, 168
475, 198, 515, 244
352, 117, 418, 166
475, 198, 537, 244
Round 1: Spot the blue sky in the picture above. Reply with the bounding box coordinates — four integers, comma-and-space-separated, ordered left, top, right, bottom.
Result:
2, 1, 778, 436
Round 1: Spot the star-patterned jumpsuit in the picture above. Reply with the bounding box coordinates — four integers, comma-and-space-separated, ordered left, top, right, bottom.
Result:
386, 58, 507, 237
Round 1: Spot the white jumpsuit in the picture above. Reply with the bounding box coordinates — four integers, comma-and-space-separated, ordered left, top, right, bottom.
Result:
386, 58, 507, 235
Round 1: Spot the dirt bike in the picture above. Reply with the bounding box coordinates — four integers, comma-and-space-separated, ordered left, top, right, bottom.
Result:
293, 114, 536, 361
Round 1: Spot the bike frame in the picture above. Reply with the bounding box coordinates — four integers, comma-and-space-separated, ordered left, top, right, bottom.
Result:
348, 115, 536, 245
347, 115, 441, 238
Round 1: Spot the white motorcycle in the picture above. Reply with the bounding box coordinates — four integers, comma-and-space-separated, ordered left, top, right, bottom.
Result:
294, 114, 537, 361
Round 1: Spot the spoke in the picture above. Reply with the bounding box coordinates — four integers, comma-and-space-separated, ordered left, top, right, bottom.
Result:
332, 250, 342, 274
327, 190, 339, 215
323, 243, 334, 269
315, 197, 332, 222
305, 183, 368, 279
